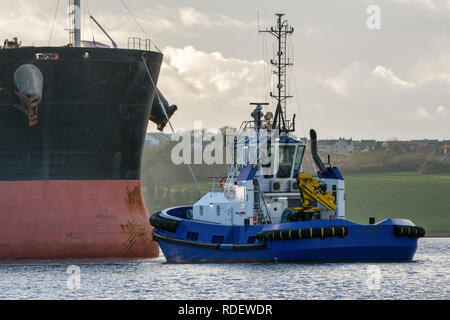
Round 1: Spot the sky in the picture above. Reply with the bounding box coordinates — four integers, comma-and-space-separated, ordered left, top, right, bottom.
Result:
1, 0, 449, 140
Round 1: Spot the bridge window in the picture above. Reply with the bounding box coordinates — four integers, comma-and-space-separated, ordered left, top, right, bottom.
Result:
292, 146, 305, 177
276, 145, 296, 178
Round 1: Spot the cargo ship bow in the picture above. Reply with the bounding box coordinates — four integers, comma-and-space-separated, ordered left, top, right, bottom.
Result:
0, 1, 175, 260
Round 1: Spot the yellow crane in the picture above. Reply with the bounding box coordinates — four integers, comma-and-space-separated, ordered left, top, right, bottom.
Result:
293, 173, 336, 213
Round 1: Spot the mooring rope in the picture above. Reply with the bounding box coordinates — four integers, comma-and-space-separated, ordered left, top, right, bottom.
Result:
121, 0, 161, 53
48, 0, 60, 46
142, 57, 202, 197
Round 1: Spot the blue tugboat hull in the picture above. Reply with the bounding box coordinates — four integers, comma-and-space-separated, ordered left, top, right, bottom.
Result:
151, 206, 422, 263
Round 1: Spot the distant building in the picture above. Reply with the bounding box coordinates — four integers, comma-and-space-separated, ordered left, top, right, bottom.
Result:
353, 140, 377, 152
318, 138, 353, 154
405, 139, 444, 155
444, 141, 450, 155
311, 138, 448, 155
145, 132, 171, 146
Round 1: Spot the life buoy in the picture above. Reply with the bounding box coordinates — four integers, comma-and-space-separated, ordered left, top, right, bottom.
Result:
218, 177, 226, 188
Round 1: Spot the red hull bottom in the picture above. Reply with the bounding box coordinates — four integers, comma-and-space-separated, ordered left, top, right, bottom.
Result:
0, 180, 158, 260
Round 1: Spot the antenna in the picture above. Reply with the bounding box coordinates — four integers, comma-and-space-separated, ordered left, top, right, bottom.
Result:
259, 13, 295, 134
257, 10, 260, 31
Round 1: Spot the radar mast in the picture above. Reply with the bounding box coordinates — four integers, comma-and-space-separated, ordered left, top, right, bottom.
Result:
259, 13, 295, 134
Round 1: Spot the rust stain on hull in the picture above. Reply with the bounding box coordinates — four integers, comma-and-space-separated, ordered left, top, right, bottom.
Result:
14, 91, 39, 126
119, 220, 150, 254
125, 183, 146, 214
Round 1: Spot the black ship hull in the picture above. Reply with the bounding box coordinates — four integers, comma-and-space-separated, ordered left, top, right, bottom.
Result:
0, 47, 162, 180
0, 47, 163, 259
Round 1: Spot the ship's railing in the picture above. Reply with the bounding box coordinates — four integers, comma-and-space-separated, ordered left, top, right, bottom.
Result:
207, 176, 226, 194
127, 37, 153, 51
238, 119, 294, 133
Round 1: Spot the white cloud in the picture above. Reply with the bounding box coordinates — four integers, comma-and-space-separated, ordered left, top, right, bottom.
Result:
0, 1, 62, 45
158, 49, 449, 139
179, 8, 210, 27
302, 60, 450, 139
373, 66, 415, 88
162, 46, 265, 94
158, 46, 266, 129
416, 105, 446, 118
436, 73, 450, 83
321, 61, 363, 97
321, 62, 416, 98
417, 106, 430, 117
320, 61, 407, 98
179, 7, 255, 29
324, 77, 349, 97
437, 105, 446, 113
1, 0, 447, 139
388, 0, 450, 10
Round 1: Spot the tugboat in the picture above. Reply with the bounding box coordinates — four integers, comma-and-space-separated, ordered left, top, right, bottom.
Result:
150, 14, 425, 263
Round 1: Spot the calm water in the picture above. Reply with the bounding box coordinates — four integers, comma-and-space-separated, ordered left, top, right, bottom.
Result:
0, 238, 448, 300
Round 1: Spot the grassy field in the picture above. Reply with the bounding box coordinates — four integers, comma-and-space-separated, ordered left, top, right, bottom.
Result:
143, 172, 450, 237
345, 172, 450, 237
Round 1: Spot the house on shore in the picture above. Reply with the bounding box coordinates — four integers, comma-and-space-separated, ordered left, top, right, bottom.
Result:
317, 138, 353, 154
353, 140, 377, 152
